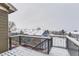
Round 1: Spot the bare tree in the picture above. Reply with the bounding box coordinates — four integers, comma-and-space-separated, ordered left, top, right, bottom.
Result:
8, 21, 16, 33
68, 32, 72, 37
60, 29, 65, 35
74, 30, 78, 32
37, 27, 41, 30
20, 30, 24, 34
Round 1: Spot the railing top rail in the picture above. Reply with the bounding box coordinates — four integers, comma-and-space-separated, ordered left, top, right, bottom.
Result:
50, 35, 66, 38
66, 35, 79, 47
9, 34, 51, 39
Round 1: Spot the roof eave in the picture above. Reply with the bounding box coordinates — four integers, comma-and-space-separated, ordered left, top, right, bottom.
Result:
6, 3, 17, 14
0, 3, 17, 14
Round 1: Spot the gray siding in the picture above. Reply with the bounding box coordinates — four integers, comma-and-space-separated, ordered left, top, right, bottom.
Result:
0, 9, 8, 53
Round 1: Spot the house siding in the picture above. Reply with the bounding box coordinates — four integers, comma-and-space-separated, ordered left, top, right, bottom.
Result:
0, 9, 8, 53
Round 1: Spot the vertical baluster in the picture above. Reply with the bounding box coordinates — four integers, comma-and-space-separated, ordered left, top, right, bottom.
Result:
49, 39, 50, 51
78, 47, 79, 56
44, 41, 46, 52
41, 40, 43, 53
50, 39, 51, 50
52, 37, 53, 47
77, 38, 79, 56
66, 38, 68, 49
51, 37, 53, 47
47, 39, 49, 54
41, 40, 43, 52
9, 37, 12, 50
40, 44, 42, 53
40, 39, 42, 52
44, 39, 47, 54
19, 36, 21, 45
46, 40, 47, 49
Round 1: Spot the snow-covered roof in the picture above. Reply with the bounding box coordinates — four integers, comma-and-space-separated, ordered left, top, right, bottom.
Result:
66, 31, 79, 35
49, 34, 55, 36
24, 29, 45, 35
11, 28, 46, 36
11, 29, 21, 33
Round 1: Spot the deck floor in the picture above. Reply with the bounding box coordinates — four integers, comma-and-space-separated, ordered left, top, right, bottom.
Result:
49, 37, 70, 56
49, 47, 70, 56
0, 46, 48, 56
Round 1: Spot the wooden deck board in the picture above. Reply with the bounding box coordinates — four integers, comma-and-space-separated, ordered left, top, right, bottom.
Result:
0, 46, 48, 56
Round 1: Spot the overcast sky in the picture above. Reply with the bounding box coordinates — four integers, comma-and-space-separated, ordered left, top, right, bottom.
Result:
9, 3, 79, 31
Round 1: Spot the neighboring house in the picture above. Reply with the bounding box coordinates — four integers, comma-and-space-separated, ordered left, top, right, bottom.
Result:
10, 29, 21, 36
21, 29, 49, 48
42, 30, 49, 36
10, 26, 49, 48
0, 3, 16, 53
24, 29, 49, 36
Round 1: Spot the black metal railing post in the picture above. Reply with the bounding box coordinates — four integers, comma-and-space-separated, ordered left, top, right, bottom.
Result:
9, 37, 12, 50
51, 37, 52, 47
78, 47, 79, 56
19, 36, 21, 45
52, 37, 53, 47
66, 38, 68, 49
47, 39, 50, 54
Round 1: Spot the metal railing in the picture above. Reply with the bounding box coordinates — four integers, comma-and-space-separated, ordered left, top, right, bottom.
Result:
9, 34, 79, 55
9, 35, 52, 54
51, 35, 66, 49
66, 35, 79, 56
51, 35, 79, 56
33, 37, 52, 54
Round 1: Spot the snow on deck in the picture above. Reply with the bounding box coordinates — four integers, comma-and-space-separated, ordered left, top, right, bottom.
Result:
49, 47, 70, 56
49, 37, 70, 56
0, 46, 48, 56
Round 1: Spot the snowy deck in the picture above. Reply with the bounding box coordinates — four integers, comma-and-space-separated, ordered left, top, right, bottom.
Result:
0, 46, 77, 56
49, 47, 70, 56
0, 46, 48, 56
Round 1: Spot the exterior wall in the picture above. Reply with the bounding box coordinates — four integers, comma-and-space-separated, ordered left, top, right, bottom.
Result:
0, 9, 8, 53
